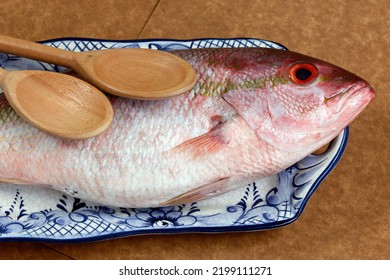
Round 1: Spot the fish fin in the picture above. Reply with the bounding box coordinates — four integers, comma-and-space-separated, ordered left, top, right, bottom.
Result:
0, 176, 32, 185
171, 122, 228, 158
160, 177, 232, 206
0, 176, 48, 187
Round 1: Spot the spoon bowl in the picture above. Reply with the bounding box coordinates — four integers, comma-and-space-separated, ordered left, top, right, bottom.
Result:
0, 68, 113, 139
74, 48, 197, 99
0, 35, 197, 99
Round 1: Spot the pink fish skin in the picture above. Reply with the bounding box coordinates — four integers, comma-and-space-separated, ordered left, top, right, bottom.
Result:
0, 48, 374, 207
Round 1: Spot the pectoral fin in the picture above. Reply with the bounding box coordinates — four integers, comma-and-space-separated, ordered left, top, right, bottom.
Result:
160, 177, 232, 206
170, 121, 229, 159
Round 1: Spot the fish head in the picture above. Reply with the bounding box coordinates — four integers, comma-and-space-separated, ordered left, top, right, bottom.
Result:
254, 49, 375, 152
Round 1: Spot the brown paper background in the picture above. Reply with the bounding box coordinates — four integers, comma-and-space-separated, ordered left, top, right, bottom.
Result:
0, 0, 388, 260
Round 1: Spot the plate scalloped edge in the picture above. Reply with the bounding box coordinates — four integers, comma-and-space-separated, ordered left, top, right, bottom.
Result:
0, 38, 348, 242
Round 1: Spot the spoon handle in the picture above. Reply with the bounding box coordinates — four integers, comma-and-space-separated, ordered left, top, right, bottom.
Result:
0, 35, 74, 68
0, 67, 7, 82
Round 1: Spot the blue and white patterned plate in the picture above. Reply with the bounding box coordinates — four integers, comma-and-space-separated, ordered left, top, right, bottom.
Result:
0, 38, 348, 241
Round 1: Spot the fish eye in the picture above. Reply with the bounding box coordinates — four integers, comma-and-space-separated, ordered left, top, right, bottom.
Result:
288, 63, 318, 85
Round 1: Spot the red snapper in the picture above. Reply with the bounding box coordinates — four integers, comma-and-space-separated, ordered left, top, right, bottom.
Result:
0, 48, 375, 207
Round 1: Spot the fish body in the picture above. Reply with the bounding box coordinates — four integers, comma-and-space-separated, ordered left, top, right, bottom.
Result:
0, 48, 374, 207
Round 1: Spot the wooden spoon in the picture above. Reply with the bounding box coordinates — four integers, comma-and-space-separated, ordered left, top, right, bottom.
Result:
0, 35, 197, 99
0, 67, 113, 139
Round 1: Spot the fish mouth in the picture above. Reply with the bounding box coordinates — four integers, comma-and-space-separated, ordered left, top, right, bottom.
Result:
324, 82, 375, 114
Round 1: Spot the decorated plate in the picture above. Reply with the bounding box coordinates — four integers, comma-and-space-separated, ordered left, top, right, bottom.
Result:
0, 38, 348, 241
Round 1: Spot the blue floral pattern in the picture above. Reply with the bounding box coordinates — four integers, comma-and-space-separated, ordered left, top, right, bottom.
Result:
0, 38, 347, 241
125, 205, 198, 228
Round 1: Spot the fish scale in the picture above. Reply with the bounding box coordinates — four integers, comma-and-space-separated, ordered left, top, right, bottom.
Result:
0, 47, 374, 207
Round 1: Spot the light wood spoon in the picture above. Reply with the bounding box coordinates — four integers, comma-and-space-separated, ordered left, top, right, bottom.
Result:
0, 67, 113, 139
0, 35, 197, 99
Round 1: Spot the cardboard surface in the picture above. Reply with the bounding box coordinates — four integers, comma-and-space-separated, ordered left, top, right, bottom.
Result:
0, 0, 388, 259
